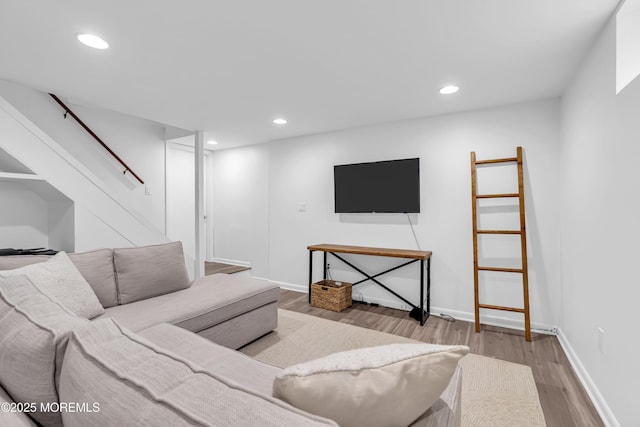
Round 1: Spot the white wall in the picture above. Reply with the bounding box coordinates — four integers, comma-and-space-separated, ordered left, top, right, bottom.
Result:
166, 144, 197, 261
0, 182, 49, 249
0, 181, 74, 252
212, 98, 562, 328
0, 79, 167, 233
73, 204, 131, 251
211, 145, 270, 276
560, 14, 640, 427
47, 200, 74, 252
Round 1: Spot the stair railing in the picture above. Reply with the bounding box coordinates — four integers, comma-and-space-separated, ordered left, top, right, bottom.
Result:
48, 93, 144, 184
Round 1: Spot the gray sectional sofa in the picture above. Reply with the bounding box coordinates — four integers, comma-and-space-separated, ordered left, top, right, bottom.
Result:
0, 242, 280, 350
0, 242, 464, 427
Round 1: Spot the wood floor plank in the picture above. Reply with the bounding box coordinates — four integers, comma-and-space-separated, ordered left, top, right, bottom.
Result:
204, 261, 250, 275
278, 289, 604, 427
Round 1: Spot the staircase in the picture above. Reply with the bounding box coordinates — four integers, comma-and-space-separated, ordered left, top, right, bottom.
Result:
0, 94, 169, 252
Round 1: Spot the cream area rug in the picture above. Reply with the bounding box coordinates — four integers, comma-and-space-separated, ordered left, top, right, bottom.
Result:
240, 309, 546, 427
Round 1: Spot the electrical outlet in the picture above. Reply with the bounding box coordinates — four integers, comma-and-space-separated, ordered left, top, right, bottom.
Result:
145, 185, 152, 195
597, 328, 606, 355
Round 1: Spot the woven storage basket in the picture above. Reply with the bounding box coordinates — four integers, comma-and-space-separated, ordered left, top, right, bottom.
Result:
310, 280, 352, 312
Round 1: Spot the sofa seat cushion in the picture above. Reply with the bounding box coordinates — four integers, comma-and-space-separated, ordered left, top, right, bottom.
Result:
138, 323, 281, 396
97, 274, 279, 333
59, 319, 337, 427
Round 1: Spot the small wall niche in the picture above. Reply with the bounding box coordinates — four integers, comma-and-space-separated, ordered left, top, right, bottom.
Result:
0, 149, 74, 252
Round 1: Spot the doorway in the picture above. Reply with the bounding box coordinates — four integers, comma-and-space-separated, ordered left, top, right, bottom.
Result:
165, 142, 212, 273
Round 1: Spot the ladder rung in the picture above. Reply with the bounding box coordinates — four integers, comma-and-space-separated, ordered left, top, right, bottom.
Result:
478, 266, 523, 273
476, 193, 520, 199
477, 230, 522, 235
478, 304, 525, 313
475, 157, 518, 165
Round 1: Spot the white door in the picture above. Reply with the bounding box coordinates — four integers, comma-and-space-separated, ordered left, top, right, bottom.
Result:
166, 143, 210, 272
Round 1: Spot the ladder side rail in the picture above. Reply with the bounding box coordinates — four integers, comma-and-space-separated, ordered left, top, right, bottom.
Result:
471, 152, 481, 333
517, 147, 532, 341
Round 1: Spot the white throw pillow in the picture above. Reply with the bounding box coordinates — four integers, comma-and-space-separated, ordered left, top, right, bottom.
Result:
273, 343, 469, 427
0, 252, 104, 319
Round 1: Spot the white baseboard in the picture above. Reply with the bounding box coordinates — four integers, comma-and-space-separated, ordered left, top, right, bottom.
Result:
556, 328, 619, 427
268, 279, 307, 293
272, 280, 556, 334
433, 306, 557, 335
208, 257, 251, 268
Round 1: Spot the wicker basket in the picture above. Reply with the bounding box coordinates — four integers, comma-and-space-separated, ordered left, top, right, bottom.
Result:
310, 280, 352, 312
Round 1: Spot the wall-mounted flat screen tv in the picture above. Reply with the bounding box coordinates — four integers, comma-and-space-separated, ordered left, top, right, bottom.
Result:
334, 158, 420, 213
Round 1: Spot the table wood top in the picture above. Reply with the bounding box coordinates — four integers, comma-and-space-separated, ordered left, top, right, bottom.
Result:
307, 243, 431, 260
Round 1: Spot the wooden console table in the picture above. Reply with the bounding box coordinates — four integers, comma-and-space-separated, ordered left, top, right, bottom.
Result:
307, 244, 432, 325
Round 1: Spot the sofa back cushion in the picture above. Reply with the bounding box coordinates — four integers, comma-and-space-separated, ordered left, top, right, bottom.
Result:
113, 241, 191, 304
59, 319, 337, 427
0, 255, 49, 270
0, 252, 105, 319
0, 250, 118, 309
68, 249, 118, 308
0, 275, 89, 427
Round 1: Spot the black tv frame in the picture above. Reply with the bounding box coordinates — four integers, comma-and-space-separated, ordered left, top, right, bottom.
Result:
333, 157, 420, 214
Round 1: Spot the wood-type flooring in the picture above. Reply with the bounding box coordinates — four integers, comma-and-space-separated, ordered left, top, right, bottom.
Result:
278, 289, 603, 427
204, 261, 250, 275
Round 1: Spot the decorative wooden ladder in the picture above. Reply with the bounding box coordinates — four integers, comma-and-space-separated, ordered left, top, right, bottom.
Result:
470, 146, 531, 341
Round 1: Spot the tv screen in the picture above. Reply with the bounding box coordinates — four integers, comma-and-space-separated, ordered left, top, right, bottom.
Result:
334, 158, 420, 213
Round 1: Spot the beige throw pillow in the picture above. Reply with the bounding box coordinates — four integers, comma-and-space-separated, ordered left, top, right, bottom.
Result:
273, 343, 469, 427
0, 275, 89, 427
0, 251, 104, 319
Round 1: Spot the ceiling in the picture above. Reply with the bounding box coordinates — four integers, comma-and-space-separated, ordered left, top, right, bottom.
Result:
0, 1, 620, 149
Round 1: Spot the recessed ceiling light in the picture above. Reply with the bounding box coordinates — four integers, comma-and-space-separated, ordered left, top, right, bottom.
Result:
207, 140, 218, 145
273, 118, 287, 125
77, 33, 109, 49
439, 85, 459, 95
